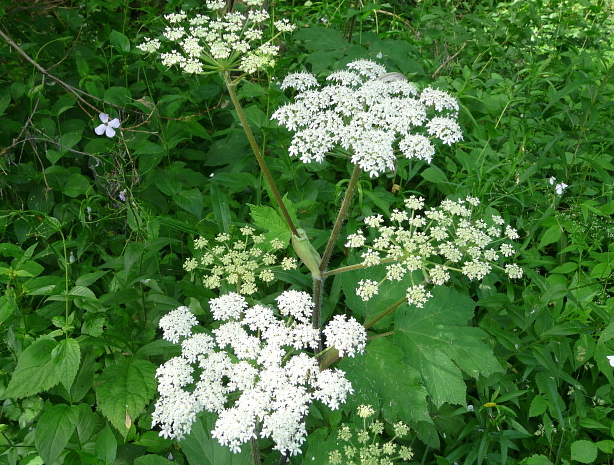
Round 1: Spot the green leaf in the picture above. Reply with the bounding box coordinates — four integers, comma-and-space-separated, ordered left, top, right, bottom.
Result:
64, 174, 91, 197
95, 424, 117, 465
523, 455, 553, 465
174, 188, 204, 219
211, 172, 258, 192
340, 263, 412, 325
76, 403, 97, 444
52, 338, 81, 389
210, 183, 231, 234
538, 224, 562, 249
340, 337, 431, 427
35, 404, 79, 465
75, 270, 108, 287
0, 294, 15, 325
395, 286, 502, 407
136, 142, 165, 173
134, 456, 177, 465
529, 395, 548, 417
0, 91, 11, 117
109, 30, 130, 52
95, 358, 157, 436
58, 131, 82, 155
249, 204, 292, 248
2, 338, 63, 399
570, 440, 598, 464
180, 411, 252, 465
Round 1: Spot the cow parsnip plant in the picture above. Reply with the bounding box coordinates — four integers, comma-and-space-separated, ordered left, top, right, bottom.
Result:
0, 1, 613, 465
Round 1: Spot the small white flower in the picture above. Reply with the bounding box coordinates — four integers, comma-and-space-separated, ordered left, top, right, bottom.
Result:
555, 182, 568, 195
548, 176, 557, 185
607, 355, 614, 367
94, 113, 120, 138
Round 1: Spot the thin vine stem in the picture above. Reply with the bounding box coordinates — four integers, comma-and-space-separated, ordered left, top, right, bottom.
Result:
364, 297, 405, 330
223, 72, 299, 237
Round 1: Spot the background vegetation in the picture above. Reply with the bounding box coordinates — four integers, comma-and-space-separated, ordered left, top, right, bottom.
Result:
1, 0, 614, 464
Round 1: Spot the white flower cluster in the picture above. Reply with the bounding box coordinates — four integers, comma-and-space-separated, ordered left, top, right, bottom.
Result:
183, 227, 297, 295
138, 3, 296, 74
271, 60, 463, 177
346, 195, 523, 305
153, 291, 365, 456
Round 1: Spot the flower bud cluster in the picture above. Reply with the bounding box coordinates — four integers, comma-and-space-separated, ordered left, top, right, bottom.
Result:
153, 291, 366, 456
138, 1, 296, 74
183, 226, 297, 295
271, 60, 463, 177
327, 404, 414, 464
346, 195, 523, 306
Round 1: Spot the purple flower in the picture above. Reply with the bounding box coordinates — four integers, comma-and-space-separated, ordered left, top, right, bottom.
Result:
95, 113, 121, 138
119, 189, 127, 202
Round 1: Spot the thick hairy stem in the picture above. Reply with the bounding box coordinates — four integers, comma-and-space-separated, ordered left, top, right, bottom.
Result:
223, 73, 299, 237
312, 276, 324, 353
250, 436, 261, 465
319, 164, 361, 273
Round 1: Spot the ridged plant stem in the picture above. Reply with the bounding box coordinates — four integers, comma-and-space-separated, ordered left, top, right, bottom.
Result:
223, 73, 299, 237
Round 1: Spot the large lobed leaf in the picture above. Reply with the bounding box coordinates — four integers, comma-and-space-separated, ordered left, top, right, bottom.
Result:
394, 286, 504, 408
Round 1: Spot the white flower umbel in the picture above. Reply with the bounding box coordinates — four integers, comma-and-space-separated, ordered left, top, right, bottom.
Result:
152, 290, 365, 456
184, 228, 297, 295
343, 195, 523, 306
138, 3, 296, 75
272, 61, 463, 177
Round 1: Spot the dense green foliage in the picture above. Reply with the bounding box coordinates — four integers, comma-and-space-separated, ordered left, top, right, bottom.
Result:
1, 0, 614, 464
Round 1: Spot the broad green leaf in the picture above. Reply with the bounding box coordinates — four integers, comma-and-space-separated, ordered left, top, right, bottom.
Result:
1, 338, 62, 399
0, 294, 15, 325
249, 204, 291, 246
64, 174, 91, 197
58, 131, 82, 155
180, 411, 251, 465
69, 285, 97, 300
211, 172, 258, 192
395, 286, 502, 407
174, 188, 204, 219
340, 262, 417, 325
340, 337, 431, 427
303, 427, 338, 464
35, 404, 79, 465
596, 440, 614, 454
134, 456, 177, 465
529, 395, 548, 417
71, 350, 96, 403
538, 224, 562, 249
523, 455, 553, 465
136, 142, 165, 173
95, 424, 117, 465
76, 403, 97, 444
104, 87, 131, 107
75, 270, 108, 287
135, 431, 173, 454
95, 358, 157, 436
109, 30, 130, 52
0, 91, 10, 117
52, 338, 81, 389
570, 440, 598, 464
